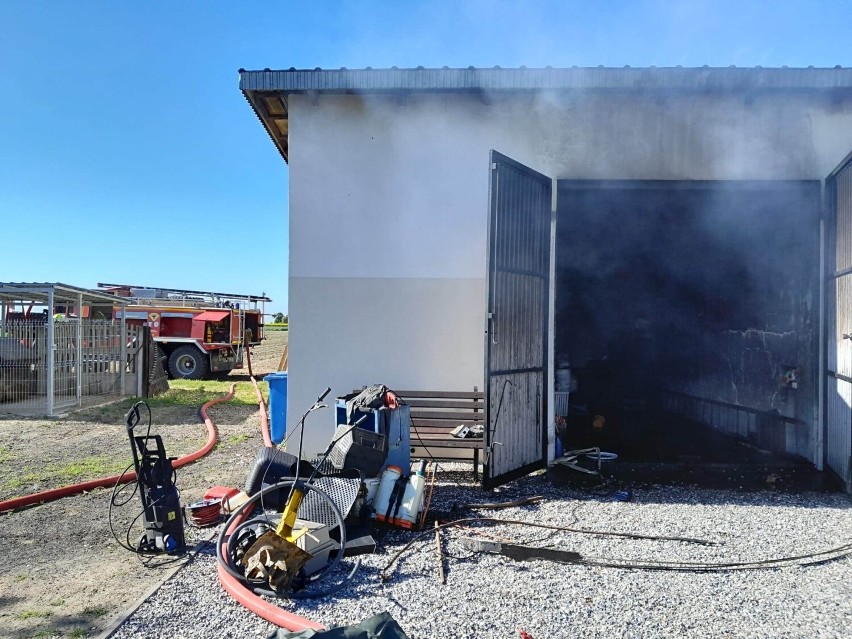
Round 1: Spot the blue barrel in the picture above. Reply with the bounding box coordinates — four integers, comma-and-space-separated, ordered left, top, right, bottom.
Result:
264, 372, 288, 444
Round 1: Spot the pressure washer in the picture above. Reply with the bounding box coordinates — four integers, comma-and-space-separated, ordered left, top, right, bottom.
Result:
124, 401, 186, 554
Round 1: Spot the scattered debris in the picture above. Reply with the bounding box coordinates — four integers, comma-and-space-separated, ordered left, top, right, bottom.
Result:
434, 521, 445, 585
458, 495, 546, 510
459, 537, 583, 564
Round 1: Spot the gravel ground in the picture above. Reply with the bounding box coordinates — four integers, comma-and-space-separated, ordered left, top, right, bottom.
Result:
111, 465, 852, 639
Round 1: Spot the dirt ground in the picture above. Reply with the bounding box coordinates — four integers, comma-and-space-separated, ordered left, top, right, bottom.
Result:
0, 330, 287, 639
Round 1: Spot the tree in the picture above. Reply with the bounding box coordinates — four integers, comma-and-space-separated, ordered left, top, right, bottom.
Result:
273, 312, 287, 324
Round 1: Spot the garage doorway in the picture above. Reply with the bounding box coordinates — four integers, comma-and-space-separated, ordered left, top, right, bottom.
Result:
555, 181, 821, 464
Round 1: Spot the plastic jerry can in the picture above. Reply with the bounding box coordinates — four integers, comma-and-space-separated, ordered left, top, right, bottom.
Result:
396, 461, 427, 528
373, 465, 402, 522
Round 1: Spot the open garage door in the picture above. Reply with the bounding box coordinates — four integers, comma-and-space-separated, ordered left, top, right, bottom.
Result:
484, 151, 552, 488
827, 151, 852, 490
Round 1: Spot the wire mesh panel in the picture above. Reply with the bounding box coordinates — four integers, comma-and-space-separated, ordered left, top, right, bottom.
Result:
0, 319, 138, 416
0, 320, 47, 414
53, 320, 78, 410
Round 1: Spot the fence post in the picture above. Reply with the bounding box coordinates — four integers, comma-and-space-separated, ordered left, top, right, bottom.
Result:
46, 290, 55, 416
135, 327, 144, 397
76, 292, 83, 405
120, 315, 126, 396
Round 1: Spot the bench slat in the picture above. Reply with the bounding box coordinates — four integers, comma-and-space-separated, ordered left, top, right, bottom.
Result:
404, 399, 482, 409
396, 390, 484, 400
410, 410, 482, 421
412, 418, 483, 428
410, 435, 483, 449
411, 425, 481, 434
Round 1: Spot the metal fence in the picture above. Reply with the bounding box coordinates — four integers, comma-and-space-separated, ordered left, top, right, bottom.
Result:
0, 319, 141, 416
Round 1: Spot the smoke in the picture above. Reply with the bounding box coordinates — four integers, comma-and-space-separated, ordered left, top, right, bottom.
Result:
554, 180, 819, 419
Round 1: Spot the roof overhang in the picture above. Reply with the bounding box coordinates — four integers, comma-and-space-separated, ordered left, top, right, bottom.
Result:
0, 282, 129, 306
239, 65, 852, 162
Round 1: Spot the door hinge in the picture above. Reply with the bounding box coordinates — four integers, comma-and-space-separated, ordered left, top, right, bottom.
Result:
491, 162, 497, 170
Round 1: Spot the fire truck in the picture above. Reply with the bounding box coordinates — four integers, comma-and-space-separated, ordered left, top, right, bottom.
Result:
91, 283, 270, 380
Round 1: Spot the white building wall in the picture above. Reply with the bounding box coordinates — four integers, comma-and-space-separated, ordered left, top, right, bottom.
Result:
286, 90, 852, 456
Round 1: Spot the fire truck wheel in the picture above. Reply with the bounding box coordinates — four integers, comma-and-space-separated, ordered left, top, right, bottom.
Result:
168, 345, 210, 380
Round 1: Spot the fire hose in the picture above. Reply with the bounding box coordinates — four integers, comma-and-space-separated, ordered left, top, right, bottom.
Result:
245, 341, 273, 448
215, 345, 328, 631
0, 385, 235, 514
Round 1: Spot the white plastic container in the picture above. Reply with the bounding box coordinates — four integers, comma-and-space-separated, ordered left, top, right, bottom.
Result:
396, 461, 427, 528
373, 465, 402, 522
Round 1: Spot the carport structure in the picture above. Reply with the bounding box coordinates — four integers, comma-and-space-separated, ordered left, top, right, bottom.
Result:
0, 283, 131, 416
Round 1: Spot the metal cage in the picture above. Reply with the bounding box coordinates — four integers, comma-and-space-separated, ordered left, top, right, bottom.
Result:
0, 283, 138, 416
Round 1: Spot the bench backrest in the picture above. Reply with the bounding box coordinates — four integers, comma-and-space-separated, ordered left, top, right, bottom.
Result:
394, 389, 484, 435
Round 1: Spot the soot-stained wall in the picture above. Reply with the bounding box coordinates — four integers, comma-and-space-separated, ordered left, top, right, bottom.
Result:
556, 181, 821, 459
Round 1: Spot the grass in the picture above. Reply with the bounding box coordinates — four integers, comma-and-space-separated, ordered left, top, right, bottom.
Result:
265, 323, 288, 331
49, 599, 65, 607
68, 630, 87, 638
0, 445, 12, 463
144, 379, 268, 408
16, 610, 52, 620
1, 455, 130, 493
225, 433, 252, 446
82, 606, 107, 618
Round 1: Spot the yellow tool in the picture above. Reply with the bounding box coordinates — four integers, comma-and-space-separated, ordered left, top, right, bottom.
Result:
275, 485, 305, 541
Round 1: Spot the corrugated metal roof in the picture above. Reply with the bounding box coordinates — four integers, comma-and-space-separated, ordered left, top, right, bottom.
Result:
239, 66, 852, 162
240, 65, 852, 93
0, 283, 130, 305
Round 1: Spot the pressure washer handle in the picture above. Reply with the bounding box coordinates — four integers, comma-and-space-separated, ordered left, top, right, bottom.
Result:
125, 404, 141, 433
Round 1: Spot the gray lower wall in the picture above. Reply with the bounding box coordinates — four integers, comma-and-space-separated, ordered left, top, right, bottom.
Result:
287, 276, 486, 456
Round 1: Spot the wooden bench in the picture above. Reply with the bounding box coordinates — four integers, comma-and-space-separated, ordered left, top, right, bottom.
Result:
395, 388, 485, 481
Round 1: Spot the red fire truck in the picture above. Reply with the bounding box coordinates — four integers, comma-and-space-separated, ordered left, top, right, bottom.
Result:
92, 283, 270, 380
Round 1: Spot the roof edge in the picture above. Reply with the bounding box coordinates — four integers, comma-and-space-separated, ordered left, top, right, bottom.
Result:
239, 65, 852, 94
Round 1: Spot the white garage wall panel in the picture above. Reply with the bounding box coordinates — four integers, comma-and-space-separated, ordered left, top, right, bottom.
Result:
284, 88, 852, 456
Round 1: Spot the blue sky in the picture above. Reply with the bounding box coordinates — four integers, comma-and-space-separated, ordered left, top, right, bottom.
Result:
1, 1, 849, 314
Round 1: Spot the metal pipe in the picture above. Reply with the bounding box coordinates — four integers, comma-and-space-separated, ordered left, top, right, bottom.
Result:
120, 312, 126, 395
76, 292, 83, 405
46, 289, 54, 416
547, 197, 557, 463
817, 216, 826, 471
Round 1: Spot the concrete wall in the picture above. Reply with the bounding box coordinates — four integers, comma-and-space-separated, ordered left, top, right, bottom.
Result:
286, 89, 852, 456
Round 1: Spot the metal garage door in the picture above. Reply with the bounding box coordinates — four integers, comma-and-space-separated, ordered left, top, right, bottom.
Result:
484, 151, 552, 488
827, 151, 852, 490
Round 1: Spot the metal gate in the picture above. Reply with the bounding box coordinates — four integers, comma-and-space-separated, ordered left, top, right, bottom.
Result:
827, 151, 852, 490
484, 151, 552, 488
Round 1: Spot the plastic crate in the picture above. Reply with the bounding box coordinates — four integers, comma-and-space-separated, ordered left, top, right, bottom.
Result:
328, 424, 388, 476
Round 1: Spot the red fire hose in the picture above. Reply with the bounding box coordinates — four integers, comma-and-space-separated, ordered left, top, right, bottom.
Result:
0, 384, 236, 514
217, 511, 326, 632
213, 344, 323, 632
245, 343, 273, 448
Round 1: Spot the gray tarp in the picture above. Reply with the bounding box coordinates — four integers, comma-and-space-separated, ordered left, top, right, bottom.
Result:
268, 612, 410, 639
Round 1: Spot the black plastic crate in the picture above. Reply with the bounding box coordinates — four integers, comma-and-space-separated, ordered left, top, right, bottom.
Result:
328, 424, 387, 476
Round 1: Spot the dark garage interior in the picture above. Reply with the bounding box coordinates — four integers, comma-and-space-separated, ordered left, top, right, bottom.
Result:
555, 180, 821, 466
